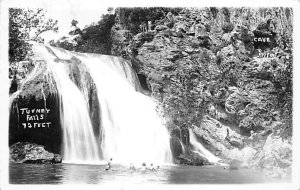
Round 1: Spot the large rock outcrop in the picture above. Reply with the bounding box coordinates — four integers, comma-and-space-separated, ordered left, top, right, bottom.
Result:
9, 60, 62, 154
250, 134, 292, 172
191, 116, 292, 178
109, 8, 292, 176
10, 142, 62, 164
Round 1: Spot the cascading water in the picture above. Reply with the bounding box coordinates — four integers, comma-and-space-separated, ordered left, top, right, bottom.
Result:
28, 43, 172, 165
188, 128, 220, 163
174, 125, 186, 154
29, 44, 100, 163
49, 62, 100, 163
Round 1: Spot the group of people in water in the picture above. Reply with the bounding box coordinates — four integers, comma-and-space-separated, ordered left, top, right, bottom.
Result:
130, 162, 160, 171
105, 158, 160, 172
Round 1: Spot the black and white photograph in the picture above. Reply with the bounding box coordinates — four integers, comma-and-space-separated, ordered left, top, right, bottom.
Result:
0, 0, 299, 189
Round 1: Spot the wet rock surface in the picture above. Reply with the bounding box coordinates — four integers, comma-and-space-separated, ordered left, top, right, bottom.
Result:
176, 152, 209, 166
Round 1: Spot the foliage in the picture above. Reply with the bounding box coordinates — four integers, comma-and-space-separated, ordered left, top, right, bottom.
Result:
136, 7, 293, 138
9, 8, 58, 78
117, 7, 182, 34
76, 13, 115, 54
48, 7, 293, 139
71, 19, 78, 27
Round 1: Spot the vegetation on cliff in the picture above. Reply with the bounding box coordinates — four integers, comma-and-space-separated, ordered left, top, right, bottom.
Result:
105, 7, 292, 174
109, 7, 293, 140
50, 8, 292, 142
9, 7, 293, 176
9, 8, 58, 63
9, 8, 58, 94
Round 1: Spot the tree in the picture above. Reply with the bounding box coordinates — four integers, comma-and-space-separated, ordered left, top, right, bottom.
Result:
75, 13, 115, 54
9, 8, 58, 64
71, 19, 78, 27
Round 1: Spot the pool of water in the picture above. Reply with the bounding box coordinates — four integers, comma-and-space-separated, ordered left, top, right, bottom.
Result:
9, 163, 291, 184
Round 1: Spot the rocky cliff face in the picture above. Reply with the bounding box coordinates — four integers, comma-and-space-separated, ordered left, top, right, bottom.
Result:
109, 7, 292, 176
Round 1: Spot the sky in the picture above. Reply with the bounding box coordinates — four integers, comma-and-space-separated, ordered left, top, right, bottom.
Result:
42, 6, 109, 42
8, 0, 110, 42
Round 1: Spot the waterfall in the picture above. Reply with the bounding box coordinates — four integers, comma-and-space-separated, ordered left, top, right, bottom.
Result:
174, 125, 186, 154
28, 44, 100, 163
188, 128, 220, 163
49, 62, 100, 163
26, 43, 172, 165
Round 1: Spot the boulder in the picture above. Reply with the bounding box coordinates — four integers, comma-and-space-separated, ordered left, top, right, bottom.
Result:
192, 117, 259, 167
227, 147, 257, 168
251, 134, 292, 169
228, 136, 244, 149
10, 142, 62, 164
176, 152, 209, 166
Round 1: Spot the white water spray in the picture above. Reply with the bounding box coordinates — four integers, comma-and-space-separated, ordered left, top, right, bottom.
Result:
189, 128, 220, 163
31, 44, 172, 165
29, 44, 100, 163
49, 62, 100, 163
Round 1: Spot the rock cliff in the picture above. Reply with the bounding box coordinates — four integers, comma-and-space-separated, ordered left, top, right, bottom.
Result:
108, 7, 292, 176
11, 8, 292, 177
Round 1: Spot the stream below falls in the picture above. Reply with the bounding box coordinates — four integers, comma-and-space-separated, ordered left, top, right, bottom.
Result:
9, 163, 291, 184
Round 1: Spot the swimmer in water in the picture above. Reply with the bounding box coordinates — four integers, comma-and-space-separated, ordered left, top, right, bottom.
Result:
141, 162, 147, 171
149, 163, 155, 171
129, 163, 136, 170
105, 158, 113, 171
